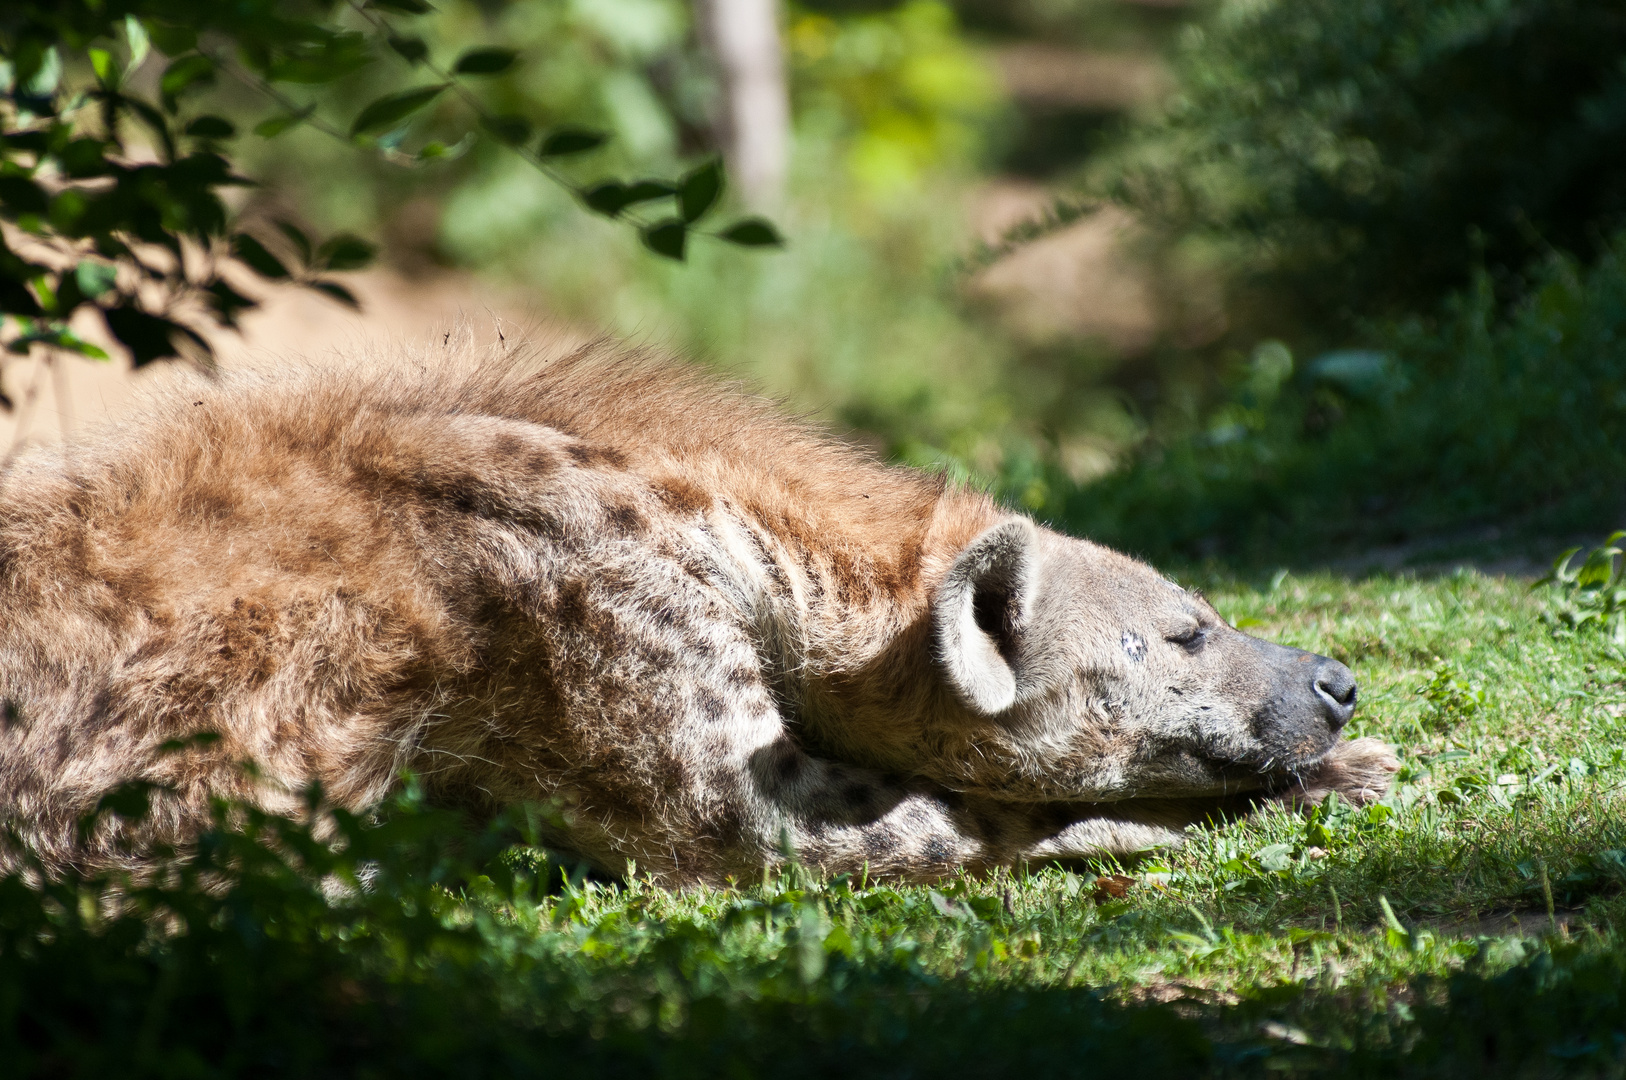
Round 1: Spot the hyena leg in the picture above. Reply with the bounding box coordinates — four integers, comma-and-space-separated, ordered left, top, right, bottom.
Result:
725, 734, 1200, 881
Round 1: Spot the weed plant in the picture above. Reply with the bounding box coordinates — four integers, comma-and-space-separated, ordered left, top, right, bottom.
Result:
10, 566, 1626, 1075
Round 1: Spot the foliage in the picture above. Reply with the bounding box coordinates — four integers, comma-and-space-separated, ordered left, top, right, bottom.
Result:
8, 571, 1626, 1075
1538, 533, 1626, 643
1037, 232, 1626, 566
0, 1, 774, 404
1104, 0, 1626, 333
788, 0, 1002, 199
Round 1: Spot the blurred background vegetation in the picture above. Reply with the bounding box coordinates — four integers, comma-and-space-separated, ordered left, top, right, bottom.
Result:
6, 0, 1626, 568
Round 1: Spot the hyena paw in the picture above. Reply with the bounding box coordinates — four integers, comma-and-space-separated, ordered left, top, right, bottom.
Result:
1271, 736, 1399, 808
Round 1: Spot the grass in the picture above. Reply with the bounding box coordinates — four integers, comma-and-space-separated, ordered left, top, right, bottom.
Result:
12, 563, 1626, 1076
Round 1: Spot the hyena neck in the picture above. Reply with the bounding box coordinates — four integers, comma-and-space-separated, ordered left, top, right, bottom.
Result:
724, 490, 1002, 772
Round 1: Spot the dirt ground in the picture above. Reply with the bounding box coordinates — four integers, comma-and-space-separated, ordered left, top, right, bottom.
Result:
0, 267, 574, 454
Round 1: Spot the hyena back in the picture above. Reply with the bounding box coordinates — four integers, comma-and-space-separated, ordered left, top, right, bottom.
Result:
0, 339, 1394, 883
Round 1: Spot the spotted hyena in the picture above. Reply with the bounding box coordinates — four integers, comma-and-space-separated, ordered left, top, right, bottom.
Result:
0, 339, 1395, 883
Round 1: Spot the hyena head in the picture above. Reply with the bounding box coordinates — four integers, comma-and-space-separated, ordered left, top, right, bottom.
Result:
927, 519, 1362, 801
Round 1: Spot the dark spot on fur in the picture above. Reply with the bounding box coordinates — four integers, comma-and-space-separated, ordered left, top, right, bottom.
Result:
524, 450, 558, 475
695, 689, 728, 723
554, 580, 590, 628
924, 837, 951, 864
864, 829, 896, 860
652, 477, 711, 514
566, 443, 628, 470
727, 667, 758, 687
841, 781, 878, 815
492, 433, 527, 459
606, 503, 646, 535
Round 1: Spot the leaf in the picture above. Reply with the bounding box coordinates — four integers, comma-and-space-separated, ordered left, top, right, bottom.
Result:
927, 890, 974, 920
1091, 874, 1135, 902
206, 279, 258, 327
367, 0, 433, 13
387, 35, 429, 64
309, 280, 359, 309
104, 305, 183, 366
145, 23, 197, 56
539, 128, 607, 157
159, 54, 215, 106
74, 261, 118, 300
0, 177, 50, 216
479, 115, 532, 146
89, 48, 122, 90
231, 234, 290, 280
679, 159, 723, 223
124, 16, 151, 72
185, 116, 236, 140
0, 279, 42, 317
453, 48, 518, 76
349, 85, 448, 138
581, 181, 674, 217
315, 234, 376, 272
254, 106, 316, 139
718, 217, 783, 247
641, 219, 686, 261
275, 221, 313, 265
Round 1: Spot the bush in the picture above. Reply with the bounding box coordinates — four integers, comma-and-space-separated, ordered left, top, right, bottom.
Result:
1107, 0, 1626, 332
1042, 233, 1626, 565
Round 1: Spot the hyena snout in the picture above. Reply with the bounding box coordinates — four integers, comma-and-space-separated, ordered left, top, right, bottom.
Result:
1245, 637, 1359, 756
1310, 657, 1358, 732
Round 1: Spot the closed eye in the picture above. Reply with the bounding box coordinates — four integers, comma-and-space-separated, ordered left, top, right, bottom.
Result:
1166, 625, 1207, 650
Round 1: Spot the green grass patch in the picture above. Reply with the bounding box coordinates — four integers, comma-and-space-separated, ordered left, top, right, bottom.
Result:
10, 569, 1626, 1076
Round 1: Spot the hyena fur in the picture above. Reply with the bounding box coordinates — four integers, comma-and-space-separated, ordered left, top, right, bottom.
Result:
0, 338, 1396, 883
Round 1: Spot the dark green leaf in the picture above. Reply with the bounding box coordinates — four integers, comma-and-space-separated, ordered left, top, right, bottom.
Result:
453, 48, 518, 76
104, 306, 183, 366
315, 234, 376, 272
1, 130, 50, 154
388, 35, 429, 64
309, 280, 360, 309
539, 128, 607, 156
185, 116, 236, 139
479, 115, 532, 146
718, 218, 784, 247
57, 138, 111, 178
368, 0, 434, 13
624, 181, 678, 204
679, 160, 723, 223
231, 234, 290, 280
582, 182, 630, 217
0, 177, 51, 216
0, 279, 42, 316
145, 24, 198, 56
349, 85, 448, 138
159, 55, 216, 106
206, 279, 258, 328
642, 219, 687, 261
254, 106, 316, 139
275, 222, 313, 265
581, 181, 677, 217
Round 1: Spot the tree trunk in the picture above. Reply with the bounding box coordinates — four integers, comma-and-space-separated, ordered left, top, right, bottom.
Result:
695, 0, 790, 210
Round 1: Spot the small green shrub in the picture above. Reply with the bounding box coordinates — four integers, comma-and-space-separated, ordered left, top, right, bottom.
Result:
1538, 532, 1626, 642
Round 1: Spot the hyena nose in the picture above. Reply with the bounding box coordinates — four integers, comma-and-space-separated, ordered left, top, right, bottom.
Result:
1312, 659, 1358, 731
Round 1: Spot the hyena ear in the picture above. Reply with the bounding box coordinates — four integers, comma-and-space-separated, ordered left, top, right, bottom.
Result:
932, 520, 1039, 715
